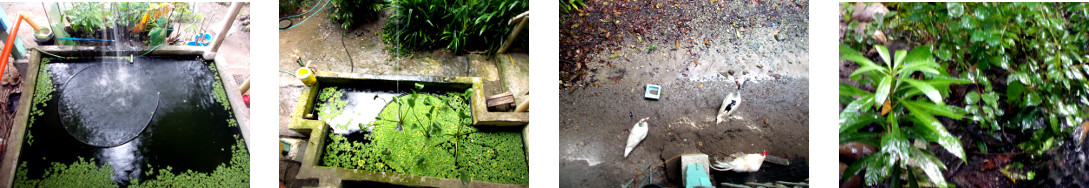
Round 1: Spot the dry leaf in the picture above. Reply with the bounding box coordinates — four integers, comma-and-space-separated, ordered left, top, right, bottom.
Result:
881, 99, 891, 115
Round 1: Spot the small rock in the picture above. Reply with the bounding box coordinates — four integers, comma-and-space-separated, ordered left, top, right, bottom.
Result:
772, 73, 781, 79
756, 64, 764, 69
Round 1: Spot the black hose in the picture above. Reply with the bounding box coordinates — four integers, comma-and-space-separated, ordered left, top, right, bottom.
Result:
342, 34, 354, 73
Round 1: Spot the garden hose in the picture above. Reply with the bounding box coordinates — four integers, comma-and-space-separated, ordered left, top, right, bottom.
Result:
280, 69, 298, 77
139, 44, 166, 57
279, 0, 331, 31
342, 34, 354, 73
32, 47, 75, 60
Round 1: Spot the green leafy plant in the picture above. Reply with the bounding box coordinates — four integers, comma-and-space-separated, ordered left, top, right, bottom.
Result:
839, 44, 969, 187
65, 2, 109, 34
382, 0, 528, 56
847, 2, 1089, 155
329, 0, 384, 29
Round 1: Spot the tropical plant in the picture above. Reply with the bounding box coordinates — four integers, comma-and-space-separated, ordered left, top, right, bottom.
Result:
843, 2, 1089, 158
382, 0, 528, 56
65, 2, 109, 34
329, 0, 384, 29
839, 44, 969, 187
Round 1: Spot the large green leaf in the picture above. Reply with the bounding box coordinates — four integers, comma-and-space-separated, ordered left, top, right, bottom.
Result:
910, 147, 950, 188
875, 76, 893, 110
903, 104, 966, 160
875, 45, 892, 66
902, 78, 944, 105
840, 83, 872, 97
894, 50, 908, 68
902, 100, 965, 119
863, 153, 893, 186
881, 128, 910, 163
840, 110, 880, 134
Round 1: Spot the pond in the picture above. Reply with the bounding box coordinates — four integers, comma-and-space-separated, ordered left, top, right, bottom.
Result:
15, 56, 248, 187
314, 85, 528, 185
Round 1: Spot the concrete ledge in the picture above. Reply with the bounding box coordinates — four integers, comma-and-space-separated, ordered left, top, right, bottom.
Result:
0, 50, 39, 186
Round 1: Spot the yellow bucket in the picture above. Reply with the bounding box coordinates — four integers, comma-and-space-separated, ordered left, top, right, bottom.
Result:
296, 67, 316, 86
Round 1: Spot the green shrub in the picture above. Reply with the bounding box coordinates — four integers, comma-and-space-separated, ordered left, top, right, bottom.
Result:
843, 2, 1089, 156
329, 0, 384, 29
382, 0, 528, 56
65, 2, 108, 34
840, 44, 969, 187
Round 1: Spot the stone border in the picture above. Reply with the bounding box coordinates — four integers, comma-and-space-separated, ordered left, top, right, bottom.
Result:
0, 46, 250, 186
287, 73, 529, 187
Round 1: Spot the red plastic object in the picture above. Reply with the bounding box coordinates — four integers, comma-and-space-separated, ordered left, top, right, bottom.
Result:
243, 94, 250, 105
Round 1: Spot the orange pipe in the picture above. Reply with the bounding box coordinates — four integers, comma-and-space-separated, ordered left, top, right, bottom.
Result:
1, 14, 34, 80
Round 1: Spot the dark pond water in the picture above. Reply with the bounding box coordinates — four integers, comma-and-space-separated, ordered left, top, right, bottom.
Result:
19, 56, 242, 185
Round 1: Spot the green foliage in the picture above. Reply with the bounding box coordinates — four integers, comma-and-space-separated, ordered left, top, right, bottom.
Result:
322, 90, 527, 185
560, 0, 585, 14
280, 0, 315, 17
843, 2, 1089, 156
15, 157, 116, 187
329, 0, 384, 29
840, 44, 968, 187
65, 3, 109, 34
382, 0, 528, 56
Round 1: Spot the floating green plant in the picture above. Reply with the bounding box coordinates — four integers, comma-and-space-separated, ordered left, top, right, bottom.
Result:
27, 58, 57, 146
14, 136, 249, 187
321, 89, 528, 185
14, 157, 116, 187
208, 62, 232, 112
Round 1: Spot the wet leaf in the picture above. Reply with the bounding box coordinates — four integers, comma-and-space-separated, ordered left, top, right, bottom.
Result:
875, 76, 893, 110
1007, 81, 1023, 102
910, 147, 950, 188
875, 45, 891, 65
903, 103, 965, 161
903, 100, 964, 119
902, 78, 944, 105
947, 3, 964, 17
966, 91, 980, 105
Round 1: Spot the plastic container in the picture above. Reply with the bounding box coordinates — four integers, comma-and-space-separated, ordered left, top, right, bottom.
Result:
645, 84, 661, 100
296, 67, 316, 86
33, 27, 53, 45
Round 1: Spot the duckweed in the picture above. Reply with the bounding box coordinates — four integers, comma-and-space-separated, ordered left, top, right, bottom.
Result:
14, 157, 116, 187
321, 88, 528, 185
14, 136, 249, 187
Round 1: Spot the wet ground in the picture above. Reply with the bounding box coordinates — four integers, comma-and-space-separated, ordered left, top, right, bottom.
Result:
559, 0, 809, 186
277, 7, 529, 137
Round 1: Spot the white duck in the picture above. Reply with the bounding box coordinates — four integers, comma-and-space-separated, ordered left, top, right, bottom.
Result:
624, 117, 650, 157
711, 151, 767, 172
716, 77, 745, 124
